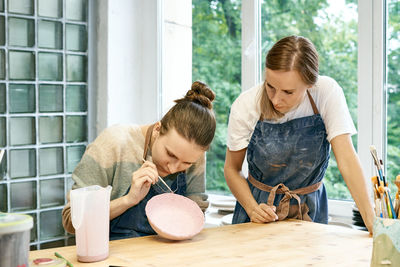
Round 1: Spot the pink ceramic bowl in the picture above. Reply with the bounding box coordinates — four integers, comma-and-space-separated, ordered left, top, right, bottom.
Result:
145, 193, 204, 240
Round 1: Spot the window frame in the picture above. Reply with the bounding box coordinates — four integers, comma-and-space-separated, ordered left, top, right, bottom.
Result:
358, 0, 387, 182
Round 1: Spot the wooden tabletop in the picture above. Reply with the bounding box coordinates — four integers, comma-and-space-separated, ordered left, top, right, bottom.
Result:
30, 220, 372, 267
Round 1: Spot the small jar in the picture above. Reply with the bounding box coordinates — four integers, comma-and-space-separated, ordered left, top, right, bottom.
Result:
0, 212, 33, 267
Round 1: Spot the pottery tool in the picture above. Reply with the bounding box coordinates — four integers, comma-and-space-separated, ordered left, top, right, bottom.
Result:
142, 158, 173, 193
54, 252, 73, 267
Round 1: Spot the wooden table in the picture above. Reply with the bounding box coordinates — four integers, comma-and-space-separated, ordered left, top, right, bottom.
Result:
30, 220, 372, 266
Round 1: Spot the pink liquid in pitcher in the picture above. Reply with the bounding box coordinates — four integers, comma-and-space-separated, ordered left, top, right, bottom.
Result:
71, 185, 112, 262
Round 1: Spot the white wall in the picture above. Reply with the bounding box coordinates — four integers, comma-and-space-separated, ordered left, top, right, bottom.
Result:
162, 0, 192, 114
95, 0, 160, 137
93, 0, 192, 138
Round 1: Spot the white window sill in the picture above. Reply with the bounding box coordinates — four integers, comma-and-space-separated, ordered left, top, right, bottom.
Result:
205, 193, 357, 230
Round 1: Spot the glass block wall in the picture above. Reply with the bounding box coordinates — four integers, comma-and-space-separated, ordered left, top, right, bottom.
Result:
0, 0, 88, 249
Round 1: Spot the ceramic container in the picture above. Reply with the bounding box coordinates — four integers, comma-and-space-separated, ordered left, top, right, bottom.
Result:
145, 193, 204, 240
371, 217, 400, 266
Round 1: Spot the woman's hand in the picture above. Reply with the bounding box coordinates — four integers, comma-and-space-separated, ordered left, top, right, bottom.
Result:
225, 148, 278, 224
249, 203, 278, 223
125, 161, 159, 206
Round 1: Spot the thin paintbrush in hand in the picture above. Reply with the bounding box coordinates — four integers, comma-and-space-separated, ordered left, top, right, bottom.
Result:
142, 158, 173, 193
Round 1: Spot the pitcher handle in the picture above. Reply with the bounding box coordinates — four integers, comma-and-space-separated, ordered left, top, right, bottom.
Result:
70, 189, 86, 230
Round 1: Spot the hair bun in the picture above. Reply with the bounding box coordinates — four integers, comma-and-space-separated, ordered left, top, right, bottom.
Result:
184, 81, 215, 109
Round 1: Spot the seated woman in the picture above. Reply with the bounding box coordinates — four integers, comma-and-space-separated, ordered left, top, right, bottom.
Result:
62, 81, 216, 240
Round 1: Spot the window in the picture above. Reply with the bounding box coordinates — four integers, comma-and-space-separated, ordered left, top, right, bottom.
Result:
0, 0, 89, 249
194, 0, 359, 199
192, 0, 242, 194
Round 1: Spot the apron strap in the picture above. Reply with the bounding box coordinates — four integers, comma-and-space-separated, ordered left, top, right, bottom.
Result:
143, 124, 156, 161
248, 174, 321, 221
306, 90, 319, 115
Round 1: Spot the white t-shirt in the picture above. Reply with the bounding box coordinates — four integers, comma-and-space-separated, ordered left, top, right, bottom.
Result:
227, 76, 357, 151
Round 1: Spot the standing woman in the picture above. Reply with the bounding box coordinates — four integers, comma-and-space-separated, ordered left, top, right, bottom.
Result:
224, 35, 375, 232
62, 81, 216, 240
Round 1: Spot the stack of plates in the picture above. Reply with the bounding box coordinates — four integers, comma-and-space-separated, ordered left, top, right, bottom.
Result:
211, 197, 236, 215
352, 204, 368, 231
221, 213, 233, 225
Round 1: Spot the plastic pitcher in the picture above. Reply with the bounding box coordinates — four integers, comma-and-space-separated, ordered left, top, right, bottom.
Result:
70, 185, 112, 262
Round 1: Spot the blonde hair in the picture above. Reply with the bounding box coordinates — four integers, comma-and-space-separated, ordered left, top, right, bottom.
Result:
260, 36, 319, 120
160, 81, 216, 149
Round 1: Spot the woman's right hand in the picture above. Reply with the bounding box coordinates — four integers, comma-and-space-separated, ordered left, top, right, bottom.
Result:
249, 203, 278, 223
125, 161, 159, 206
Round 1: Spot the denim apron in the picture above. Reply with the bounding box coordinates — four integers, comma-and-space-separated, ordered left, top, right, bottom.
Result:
232, 91, 330, 224
109, 124, 187, 240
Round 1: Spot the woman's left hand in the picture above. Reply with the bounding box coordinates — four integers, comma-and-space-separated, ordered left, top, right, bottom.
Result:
248, 203, 278, 223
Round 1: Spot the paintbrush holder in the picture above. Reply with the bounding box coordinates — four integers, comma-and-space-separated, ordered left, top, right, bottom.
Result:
371, 217, 400, 266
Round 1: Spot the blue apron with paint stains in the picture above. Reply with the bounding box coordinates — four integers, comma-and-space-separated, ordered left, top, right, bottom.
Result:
232, 93, 330, 224
109, 172, 187, 240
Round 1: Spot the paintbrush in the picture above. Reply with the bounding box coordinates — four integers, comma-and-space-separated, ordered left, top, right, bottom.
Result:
370, 146, 387, 217
369, 145, 384, 184
377, 157, 397, 218
379, 156, 397, 219
387, 190, 397, 219
377, 158, 397, 218
377, 185, 389, 218
396, 193, 399, 219
371, 176, 382, 217
142, 158, 173, 193
369, 145, 397, 218
379, 159, 388, 186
